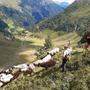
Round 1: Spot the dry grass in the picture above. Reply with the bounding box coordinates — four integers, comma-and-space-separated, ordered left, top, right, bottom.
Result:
53, 32, 80, 47
19, 49, 37, 62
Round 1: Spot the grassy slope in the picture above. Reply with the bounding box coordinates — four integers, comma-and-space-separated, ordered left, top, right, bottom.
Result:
65, 0, 90, 21
53, 32, 80, 47
0, 30, 90, 90
58, 0, 90, 20
0, 32, 44, 69
2, 43, 90, 90
0, 31, 87, 90
38, 0, 90, 34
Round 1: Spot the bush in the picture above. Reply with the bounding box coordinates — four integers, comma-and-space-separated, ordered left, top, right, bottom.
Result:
44, 35, 53, 49
36, 47, 48, 59
53, 52, 61, 61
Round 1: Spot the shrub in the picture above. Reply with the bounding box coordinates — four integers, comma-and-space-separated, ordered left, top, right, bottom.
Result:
53, 52, 61, 61
44, 35, 53, 49
36, 47, 48, 59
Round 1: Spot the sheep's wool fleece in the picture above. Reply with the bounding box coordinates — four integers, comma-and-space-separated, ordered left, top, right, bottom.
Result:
29, 64, 35, 69
63, 47, 72, 57
49, 48, 59, 55
42, 54, 52, 62
14, 64, 29, 71
0, 82, 3, 87
0, 73, 13, 83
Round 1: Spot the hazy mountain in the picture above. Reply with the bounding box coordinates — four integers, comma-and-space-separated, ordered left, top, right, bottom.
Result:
0, 0, 70, 28
38, 0, 90, 34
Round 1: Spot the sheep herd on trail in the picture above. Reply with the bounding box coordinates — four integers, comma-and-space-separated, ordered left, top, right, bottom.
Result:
0, 46, 73, 87
0, 32, 90, 87
0, 31, 90, 87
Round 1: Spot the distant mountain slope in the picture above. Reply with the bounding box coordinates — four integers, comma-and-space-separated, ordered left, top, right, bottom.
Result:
64, 0, 90, 19
39, 0, 90, 35
0, 0, 70, 29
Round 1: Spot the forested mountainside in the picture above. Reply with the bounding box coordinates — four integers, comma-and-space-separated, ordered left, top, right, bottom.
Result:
0, 0, 70, 29
38, 0, 90, 35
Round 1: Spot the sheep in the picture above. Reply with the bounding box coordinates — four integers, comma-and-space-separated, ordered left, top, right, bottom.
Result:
34, 54, 56, 69
0, 63, 36, 87
13, 63, 35, 75
23, 64, 36, 75
33, 60, 43, 66
0, 67, 21, 87
0, 48, 61, 87
11, 68, 21, 80
29, 64, 35, 70
37, 54, 56, 69
49, 48, 59, 55
63, 47, 72, 57
38, 59, 56, 69
13, 63, 29, 72
42, 54, 52, 63
0, 81, 3, 87
0, 69, 21, 87
0, 73, 13, 83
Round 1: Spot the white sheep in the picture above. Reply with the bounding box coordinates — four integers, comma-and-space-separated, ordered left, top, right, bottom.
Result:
0, 73, 13, 83
29, 64, 35, 70
13, 63, 29, 72
63, 47, 72, 57
33, 60, 43, 65
67, 47, 72, 55
42, 54, 52, 62
49, 48, 59, 55
0, 81, 3, 87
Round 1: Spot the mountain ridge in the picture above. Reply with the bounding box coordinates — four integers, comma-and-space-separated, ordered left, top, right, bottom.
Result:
38, 0, 90, 35
0, 0, 70, 29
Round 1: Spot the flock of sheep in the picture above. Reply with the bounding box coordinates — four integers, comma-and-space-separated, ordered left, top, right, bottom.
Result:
0, 47, 72, 87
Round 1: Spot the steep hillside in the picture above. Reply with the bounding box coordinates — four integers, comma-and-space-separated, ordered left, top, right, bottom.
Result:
1, 32, 90, 90
64, 0, 90, 20
38, 0, 90, 35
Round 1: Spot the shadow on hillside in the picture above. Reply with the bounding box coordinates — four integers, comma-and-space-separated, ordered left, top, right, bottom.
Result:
0, 38, 42, 69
